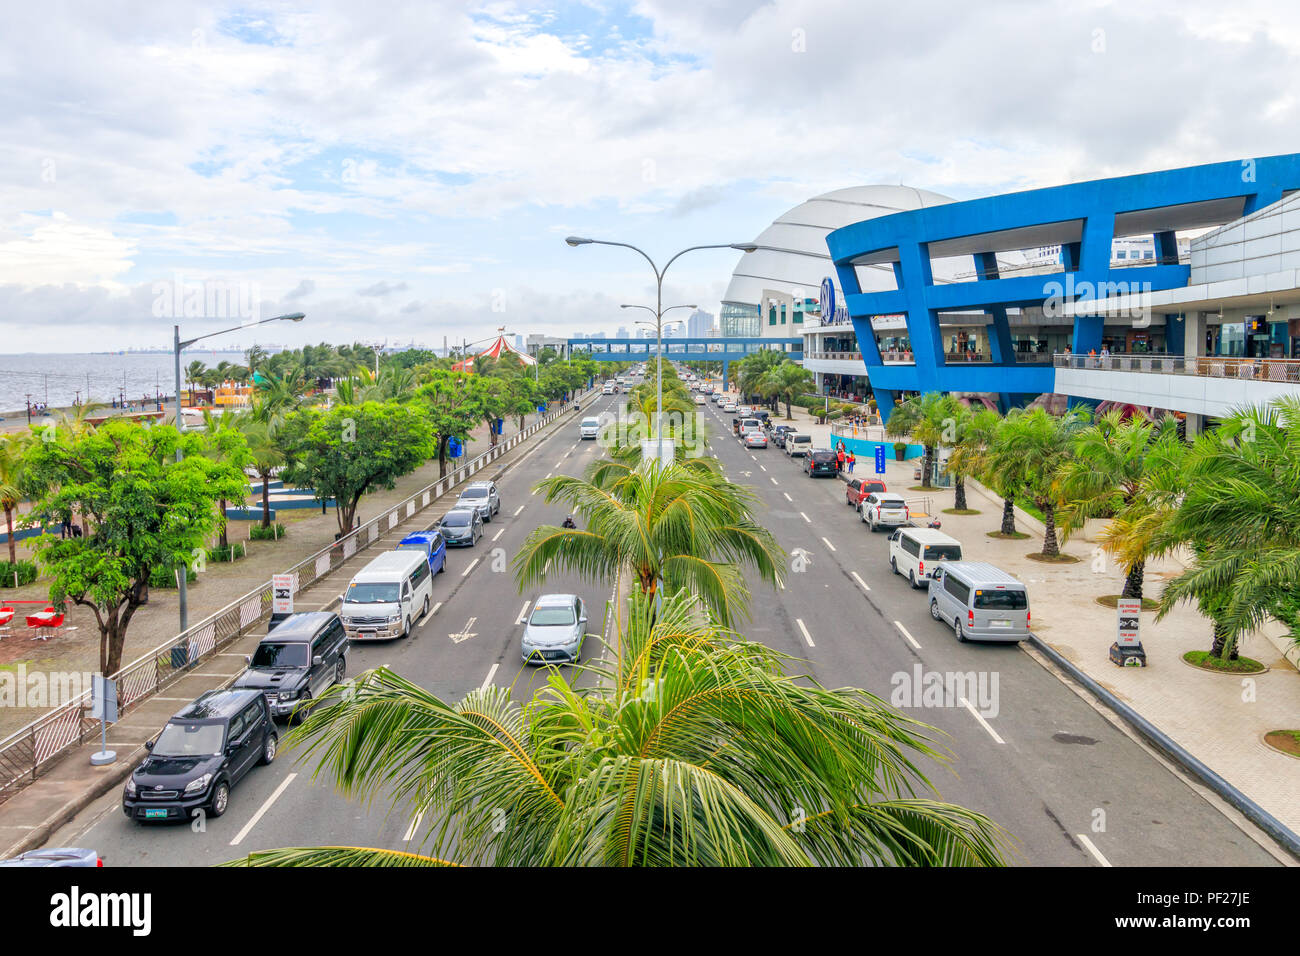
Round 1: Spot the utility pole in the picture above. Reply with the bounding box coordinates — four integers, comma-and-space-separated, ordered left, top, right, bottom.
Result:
25, 394, 31, 425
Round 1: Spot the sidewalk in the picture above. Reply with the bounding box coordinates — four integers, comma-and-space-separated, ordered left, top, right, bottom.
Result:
0, 398, 587, 857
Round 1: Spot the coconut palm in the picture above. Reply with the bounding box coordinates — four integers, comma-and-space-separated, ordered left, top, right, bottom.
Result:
0, 432, 29, 564
185, 361, 207, 406
991, 407, 1089, 557
515, 460, 783, 626
1055, 410, 1184, 599
224, 588, 1011, 868
238, 414, 286, 530
759, 362, 815, 420
945, 404, 996, 512
886, 392, 953, 491
199, 409, 251, 551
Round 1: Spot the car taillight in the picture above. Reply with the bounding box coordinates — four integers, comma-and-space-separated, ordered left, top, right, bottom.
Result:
968, 610, 975, 627
905, 507, 910, 519
1026, 610, 1031, 628
96, 857, 104, 867
918, 560, 924, 575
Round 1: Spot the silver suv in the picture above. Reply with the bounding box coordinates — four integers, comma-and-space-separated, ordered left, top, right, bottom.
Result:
455, 481, 500, 522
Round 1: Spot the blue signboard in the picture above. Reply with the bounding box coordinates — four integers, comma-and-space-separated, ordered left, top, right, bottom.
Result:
874, 445, 886, 475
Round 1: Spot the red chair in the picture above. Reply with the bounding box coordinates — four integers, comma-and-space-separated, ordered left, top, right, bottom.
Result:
0, 606, 13, 640
25, 606, 65, 641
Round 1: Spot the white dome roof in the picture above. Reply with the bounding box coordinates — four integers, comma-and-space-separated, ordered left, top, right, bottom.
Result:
723, 185, 955, 307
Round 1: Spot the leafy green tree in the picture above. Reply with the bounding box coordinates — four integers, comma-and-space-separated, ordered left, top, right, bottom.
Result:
886, 392, 954, 491
415, 371, 484, 478
236, 411, 286, 529
25, 420, 248, 674
759, 361, 815, 420
199, 409, 252, 550
992, 407, 1088, 557
279, 402, 433, 534
227, 589, 1009, 868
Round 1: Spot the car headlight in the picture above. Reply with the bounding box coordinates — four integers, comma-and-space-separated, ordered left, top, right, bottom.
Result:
387, 614, 402, 624
125, 777, 137, 796
184, 773, 212, 795
279, 690, 298, 702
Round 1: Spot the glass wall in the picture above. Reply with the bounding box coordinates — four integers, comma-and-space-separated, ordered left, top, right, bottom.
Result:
721, 303, 760, 338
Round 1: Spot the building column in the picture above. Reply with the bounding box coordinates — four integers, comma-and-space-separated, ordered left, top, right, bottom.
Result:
1183, 311, 1206, 358
1184, 412, 1203, 439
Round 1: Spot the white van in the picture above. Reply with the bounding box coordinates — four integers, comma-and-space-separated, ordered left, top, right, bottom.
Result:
341, 549, 434, 641
888, 527, 963, 589
580, 416, 601, 439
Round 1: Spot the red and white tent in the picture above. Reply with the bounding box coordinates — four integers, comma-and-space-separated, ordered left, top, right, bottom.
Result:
452, 333, 536, 372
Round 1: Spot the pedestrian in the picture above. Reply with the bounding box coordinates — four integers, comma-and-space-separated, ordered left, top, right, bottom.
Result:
60, 515, 71, 539
847, 451, 856, 474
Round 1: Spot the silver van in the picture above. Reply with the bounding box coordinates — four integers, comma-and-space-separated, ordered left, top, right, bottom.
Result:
927, 562, 1030, 643
888, 527, 963, 589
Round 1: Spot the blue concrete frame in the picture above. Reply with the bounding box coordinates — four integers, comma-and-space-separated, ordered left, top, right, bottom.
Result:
568, 336, 802, 388
825, 154, 1300, 422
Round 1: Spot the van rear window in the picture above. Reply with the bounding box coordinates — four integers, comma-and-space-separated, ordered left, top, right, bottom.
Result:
924, 545, 963, 561
974, 589, 1027, 610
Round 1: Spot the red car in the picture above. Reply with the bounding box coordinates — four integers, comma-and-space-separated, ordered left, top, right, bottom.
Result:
845, 477, 888, 508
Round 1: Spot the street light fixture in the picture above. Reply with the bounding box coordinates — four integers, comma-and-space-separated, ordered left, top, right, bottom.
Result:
172, 311, 306, 632
568, 239, 756, 462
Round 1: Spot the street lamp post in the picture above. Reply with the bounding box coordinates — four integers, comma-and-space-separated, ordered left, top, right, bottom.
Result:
567, 238, 756, 463
622, 303, 694, 453
172, 312, 305, 631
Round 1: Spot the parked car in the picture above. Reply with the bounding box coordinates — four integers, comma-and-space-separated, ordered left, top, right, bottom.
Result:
123, 689, 276, 821
744, 430, 769, 449
860, 492, 909, 531
752, 409, 771, 426
456, 480, 500, 522
341, 548, 435, 640
771, 424, 794, 448
735, 416, 760, 437
396, 529, 447, 576
928, 562, 1030, 643
438, 506, 483, 547
784, 433, 812, 457
888, 528, 964, 589
804, 450, 838, 477
736, 405, 753, 417
724, 402, 738, 413
521, 593, 588, 664
845, 477, 889, 508
0, 848, 102, 867
233, 611, 349, 721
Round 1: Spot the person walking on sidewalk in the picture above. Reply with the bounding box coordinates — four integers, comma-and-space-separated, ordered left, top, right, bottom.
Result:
847, 451, 856, 474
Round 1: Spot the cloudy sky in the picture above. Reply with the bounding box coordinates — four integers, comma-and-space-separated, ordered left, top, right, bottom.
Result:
1, 0, 1297, 352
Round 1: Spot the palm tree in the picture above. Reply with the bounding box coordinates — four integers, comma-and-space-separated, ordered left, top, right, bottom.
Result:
1055, 411, 1184, 599
515, 460, 784, 626
0, 433, 29, 564
944, 403, 995, 512
200, 409, 251, 550
886, 393, 952, 491
185, 360, 207, 406
225, 588, 1011, 867
238, 414, 286, 530
993, 407, 1088, 557
759, 362, 815, 420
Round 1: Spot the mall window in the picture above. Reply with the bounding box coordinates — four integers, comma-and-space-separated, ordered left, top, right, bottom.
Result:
769, 305, 777, 326
780, 304, 787, 325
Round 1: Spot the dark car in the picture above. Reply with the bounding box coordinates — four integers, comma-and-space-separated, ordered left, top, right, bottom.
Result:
123, 689, 276, 822
396, 529, 447, 576
438, 506, 483, 546
232, 612, 349, 721
845, 477, 888, 507
804, 450, 839, 477
771, 424, 794, 448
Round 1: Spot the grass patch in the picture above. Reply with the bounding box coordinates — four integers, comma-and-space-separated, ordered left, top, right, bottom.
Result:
943, 508, 980, 515
986, 530, 1031, 540
1183, 650, 1266, 674
1026, 552, 1081, 564
908, 485, 941, 492
1264, 730, 1300, 758
1095, 595, 1161, 611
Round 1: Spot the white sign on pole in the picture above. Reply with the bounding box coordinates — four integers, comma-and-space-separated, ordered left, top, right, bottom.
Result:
92, 674, 118, 723
1116, 597, 1141, 647
640, 439, 676, 468
272, 573, 296, 615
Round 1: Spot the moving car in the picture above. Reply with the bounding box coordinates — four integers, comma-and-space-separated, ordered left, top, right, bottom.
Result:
845, 477, 888, 508
0, 848, 102, 867
888, 527, 963, 589
860, 492, 909, 531
723, 402, 738, 413
580, 415, 601, 439
341, 548, 434, 640
694, 393, 706, 404
520, 593, 588, 664
396, 529, 447, 576
744, 430, 768, 449
438, 506, 483, 547
455, 480, 500, 522
232, 611, 349, 721
783, 433, 812, 458
928, 562, 1030, 643
804, 450, 838, 477
123, 689, 276, 821
602, 383, 615, 395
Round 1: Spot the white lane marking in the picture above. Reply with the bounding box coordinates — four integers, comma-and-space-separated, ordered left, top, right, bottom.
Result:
416, 606, 433, 627
795, 618, 816, 648
462, 557, 480, 577
783, 492, 792, 502
545, 472, 552, 479
750, 454, 756, 461
403, 810, 424, 844
800, 511, 810, 523
543, 558, 551, 574
960, 697, 1005, 745
770, 477, 778, 486
492, 528, 504, 541
1076, 834, 1112, 867
429, 601, 443, 617
229, 773, 297, 846
821, 536, 836, 552
480, 663, 500, 690
449, 617, 478, 644
513, 505, 524, 516
850, 571, 871, 592
760, 465, 767, 472
516, 601, 531, 625
893, 620, 921, 649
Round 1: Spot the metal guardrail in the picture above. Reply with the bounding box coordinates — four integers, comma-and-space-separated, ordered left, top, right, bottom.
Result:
0, 392, 592, 803
1055, 352, 1300, 382
803, 351, 864, 362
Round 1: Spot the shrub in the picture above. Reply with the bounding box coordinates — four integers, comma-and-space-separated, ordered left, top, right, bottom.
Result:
0, 559, 38, 587
207, 543, 248, 563
249, 523, 286, 541
149, 564, 197, 588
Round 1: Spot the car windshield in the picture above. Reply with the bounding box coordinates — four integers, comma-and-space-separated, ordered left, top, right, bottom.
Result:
924, 545, 963, 561
153, 721, 225, 757
345, 582, 400, 604
975, 589, 1028, 610
442, 511, 473, 527
460, 487, 488, 499
529, 607, 576, 626
397, 542, 429, 554
251, 642, 309, 668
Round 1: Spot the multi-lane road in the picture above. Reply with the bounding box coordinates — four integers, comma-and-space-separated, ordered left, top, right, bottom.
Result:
48, 385, 1287, 866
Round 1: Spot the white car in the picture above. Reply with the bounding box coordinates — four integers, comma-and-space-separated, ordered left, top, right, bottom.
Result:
602, 383, 614, 395
693, 393, 706, 404
861, 492, 910, 532
724, 402, 738, 413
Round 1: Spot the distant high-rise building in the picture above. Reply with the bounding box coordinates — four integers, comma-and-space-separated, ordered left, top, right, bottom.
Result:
616, 326, 629, 340
687, 309, 714, 338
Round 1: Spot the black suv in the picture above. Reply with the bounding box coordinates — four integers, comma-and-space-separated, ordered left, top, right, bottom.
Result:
123, 689, 276, 822
233, 611, 348, 722
804, 450, 839, 477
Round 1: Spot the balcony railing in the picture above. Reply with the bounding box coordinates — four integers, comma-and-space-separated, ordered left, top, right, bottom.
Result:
803, 350, 864, 362
1055, 352, 1300, 382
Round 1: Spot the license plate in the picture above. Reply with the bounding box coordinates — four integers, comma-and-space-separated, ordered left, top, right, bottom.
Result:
144, 809, 168, 819
990, 620, 1011, 628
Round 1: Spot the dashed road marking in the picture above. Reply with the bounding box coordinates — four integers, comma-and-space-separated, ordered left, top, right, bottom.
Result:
795, 618, 815, 648
516, 601, 531, 625
800, 512, 810, 523
960, 698, 1005, 745
230, 773, 297, 847
821, 536, 836, 552
513, 505, 524, 516
1076, 834, 1112, 867
462, 558, 480, 577
893, 620, 921, 649
850, 571, 871, 592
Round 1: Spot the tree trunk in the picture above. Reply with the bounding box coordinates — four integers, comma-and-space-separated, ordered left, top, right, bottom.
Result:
921, 446, 934, 489
4, 505, 14, 565
954, 476, 967, 511
438, 438, 448, 478
1209, 621, 1238, 661
218, 499, 228, 549
1000, 496, 1016, 535
102, 608, 120, 676
261, 475, 272, 529
1120, 561, 1144, 600
785, 398, 793, 420
1041, 502, 1059, 557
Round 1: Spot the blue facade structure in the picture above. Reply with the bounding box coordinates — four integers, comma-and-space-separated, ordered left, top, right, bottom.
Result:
825, 155, 1300, 422
567, 336, 802, 388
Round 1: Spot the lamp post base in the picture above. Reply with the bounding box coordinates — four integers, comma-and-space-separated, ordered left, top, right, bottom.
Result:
1108, 641, 1146, 667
